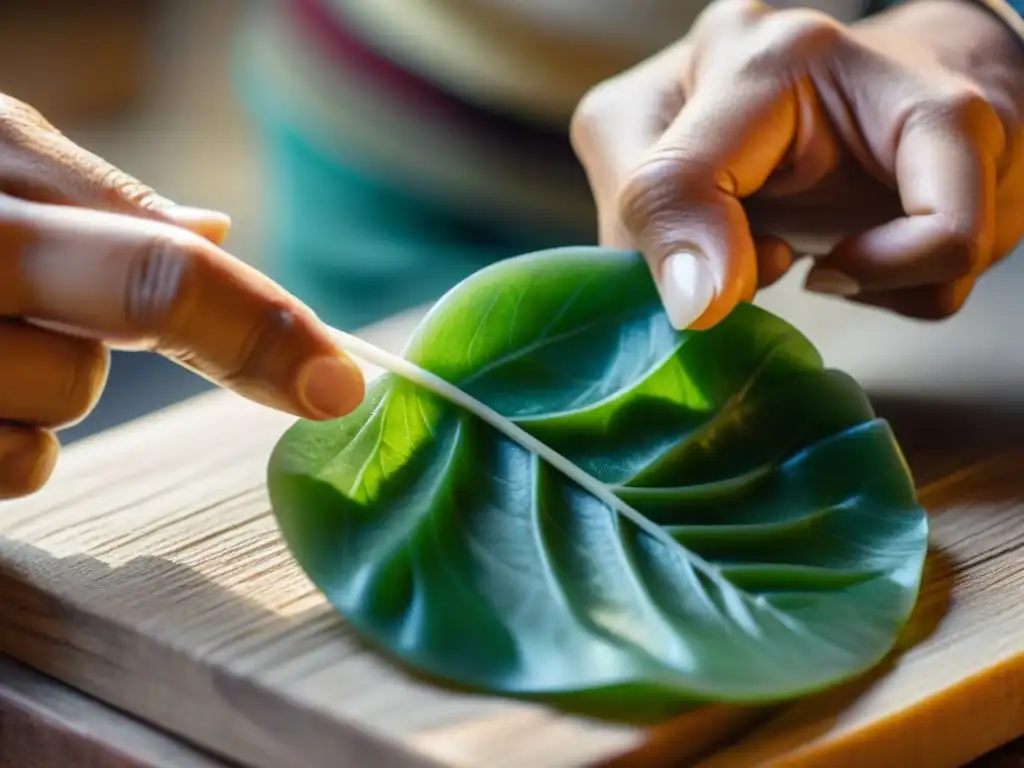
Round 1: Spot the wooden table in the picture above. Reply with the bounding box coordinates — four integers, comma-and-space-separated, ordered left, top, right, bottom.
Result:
3, 256, 1024, 767
0, 656, 234, 768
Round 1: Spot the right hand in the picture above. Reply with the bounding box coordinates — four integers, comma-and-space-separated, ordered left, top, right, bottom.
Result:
0, 95, 365, 499
570, 0, 1024, 330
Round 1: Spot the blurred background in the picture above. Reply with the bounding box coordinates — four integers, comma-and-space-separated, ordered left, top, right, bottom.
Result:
0, 1, 258, 442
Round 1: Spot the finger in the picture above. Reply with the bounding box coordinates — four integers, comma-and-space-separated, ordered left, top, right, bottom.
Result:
0, 198, 365, 421
0, 99, 230, 244
849, 274, 978, 321
570, 42, 691, 249
618, 74, 797, 330
0, 320, 109, 428
806, 92, 1003, 295
754, 235, 795, 288
0, 424, 58, 499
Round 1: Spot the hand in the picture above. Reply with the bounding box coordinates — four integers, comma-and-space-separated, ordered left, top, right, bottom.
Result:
571, 0, 1024, 329
0, 95, 365, 499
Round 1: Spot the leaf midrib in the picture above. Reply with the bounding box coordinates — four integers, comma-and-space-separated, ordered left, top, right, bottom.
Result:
325, 317, 864, 653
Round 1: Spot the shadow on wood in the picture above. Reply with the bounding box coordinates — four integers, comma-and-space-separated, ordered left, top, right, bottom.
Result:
0, 655, 236, 768
869, 391, 1024, 486
0, 515, 960, 768
0, 541, 790, 767
0, 546, 439, 768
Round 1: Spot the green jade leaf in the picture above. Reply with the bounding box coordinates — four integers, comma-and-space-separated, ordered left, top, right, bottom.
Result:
268, 247, 928, 714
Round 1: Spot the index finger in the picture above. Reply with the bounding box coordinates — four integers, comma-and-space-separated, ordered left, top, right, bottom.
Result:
571, 41, 692, 249
618, 75, 796, 330
0, 196, 365, 421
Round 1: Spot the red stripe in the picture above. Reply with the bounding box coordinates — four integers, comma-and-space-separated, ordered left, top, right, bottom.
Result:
290, 0, 464, 120
287, 0, 572, 155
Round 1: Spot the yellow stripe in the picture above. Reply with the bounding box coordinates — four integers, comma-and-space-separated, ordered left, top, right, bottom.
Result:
328, 0, 665, 125
978, 0, 1024, 41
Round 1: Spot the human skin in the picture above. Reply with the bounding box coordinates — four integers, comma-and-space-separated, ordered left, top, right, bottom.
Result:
571, 0, 1024, 330
0, 95, 365, 499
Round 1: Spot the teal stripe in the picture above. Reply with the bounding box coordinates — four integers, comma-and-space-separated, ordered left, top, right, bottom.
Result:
1004, 0, 1024, 18
234, 42, 591, 329
866, 0, 1023, 18
259, 122, 572, 329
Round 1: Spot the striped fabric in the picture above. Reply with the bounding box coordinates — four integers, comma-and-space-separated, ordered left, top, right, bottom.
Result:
235, 0, 1024, 330
867, 0, 1024, 32
319, 0, 871, 125
235, 1, 597, 329
979, 0, 1024, 38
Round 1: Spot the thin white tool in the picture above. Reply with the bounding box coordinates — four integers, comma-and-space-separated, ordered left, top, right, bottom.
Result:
326, 326, 704, 559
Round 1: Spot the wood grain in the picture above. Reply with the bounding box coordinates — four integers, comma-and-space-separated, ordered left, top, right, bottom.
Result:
2, 267, 1024, 767
0, 655, 233, 768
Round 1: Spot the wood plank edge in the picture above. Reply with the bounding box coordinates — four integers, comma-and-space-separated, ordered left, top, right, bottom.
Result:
0, 566, 442, 768
697, 650, 1024, 768
0, 654, 236, 768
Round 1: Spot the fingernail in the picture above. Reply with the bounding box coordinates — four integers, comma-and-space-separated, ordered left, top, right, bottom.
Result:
805, 268, 860, 296
166, 205, 232, 245
659, 251, 717, 330
297, 355, 365, 420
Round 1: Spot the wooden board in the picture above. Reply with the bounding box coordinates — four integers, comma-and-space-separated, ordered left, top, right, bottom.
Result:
3, 256, 1024, 767
0, 655, 234, 768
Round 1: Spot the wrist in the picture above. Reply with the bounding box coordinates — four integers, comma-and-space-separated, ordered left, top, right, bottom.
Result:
855, 0, 1024, 97
963, 0, 1024, 46
867, 0, 1023, 40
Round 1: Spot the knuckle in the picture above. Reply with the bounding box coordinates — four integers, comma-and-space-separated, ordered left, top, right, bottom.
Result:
903, 280, 974, 322
938, 85, 991, 122
926, 286, 969, 320
61, 341, 110, 426
570, 79, 620, 159
695, 0, 766, 34
935, 217, 987, 277
743, 10, 842, 70
96, 164, 162, 211
916, 84, 1003, 142
0, 92, 163, 212
0, 428, 57, 499
569, 91, 600, 159
0, 94, 52, 148
231, 304, 301, 383
122, 234, 196, 338
772, 9, 843, 48
617, 152, 721, 239
617, 158, 686, 237
174, 301, 302, 387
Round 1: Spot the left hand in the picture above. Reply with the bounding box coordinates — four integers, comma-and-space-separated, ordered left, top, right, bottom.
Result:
570, 0, 1024, 329
0, 94, 366, 499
